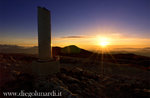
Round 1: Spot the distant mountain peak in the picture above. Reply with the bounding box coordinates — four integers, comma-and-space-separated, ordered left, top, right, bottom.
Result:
62, 45, 81, 54
64, 45, 79, 48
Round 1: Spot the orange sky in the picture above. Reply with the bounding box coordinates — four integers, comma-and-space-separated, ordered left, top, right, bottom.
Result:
1, 32, 149, 51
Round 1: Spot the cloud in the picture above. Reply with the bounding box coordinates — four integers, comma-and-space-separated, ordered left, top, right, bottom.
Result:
61, 36, 87, 39
142, 47, 150, 51
115, 48, 140, 50
143, 47, 150, 50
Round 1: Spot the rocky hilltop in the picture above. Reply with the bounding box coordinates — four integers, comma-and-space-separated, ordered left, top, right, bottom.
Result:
0, 53, 150, 98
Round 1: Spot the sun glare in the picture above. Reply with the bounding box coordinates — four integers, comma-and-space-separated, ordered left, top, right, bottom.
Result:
100, 41, 109, 47
98, 37, 110, 47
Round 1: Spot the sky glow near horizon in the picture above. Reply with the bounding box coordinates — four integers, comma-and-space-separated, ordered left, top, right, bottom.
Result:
0, 0, 150, 50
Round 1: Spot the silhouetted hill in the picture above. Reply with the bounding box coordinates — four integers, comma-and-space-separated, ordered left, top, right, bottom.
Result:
61, 45, 81, 54
0, 45, 38, 54
52, 45, 92, 58
0, 44, 92, 57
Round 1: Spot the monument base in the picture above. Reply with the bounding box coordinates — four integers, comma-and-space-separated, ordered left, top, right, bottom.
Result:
31, 60, 60, 76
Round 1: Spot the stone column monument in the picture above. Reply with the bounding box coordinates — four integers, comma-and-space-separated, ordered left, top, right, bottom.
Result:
31, 7, 59, 75
38, 7, 51, 60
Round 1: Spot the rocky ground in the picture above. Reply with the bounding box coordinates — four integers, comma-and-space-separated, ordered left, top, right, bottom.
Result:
0, 53, 150, 98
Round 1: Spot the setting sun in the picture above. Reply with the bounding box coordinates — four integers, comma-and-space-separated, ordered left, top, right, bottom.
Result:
98, 37, 110, 47
100, 41, 109, 47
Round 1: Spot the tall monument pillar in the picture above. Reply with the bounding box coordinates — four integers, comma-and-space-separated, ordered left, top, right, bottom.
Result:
31, 7, 59, 76
38, 7, 51, 60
